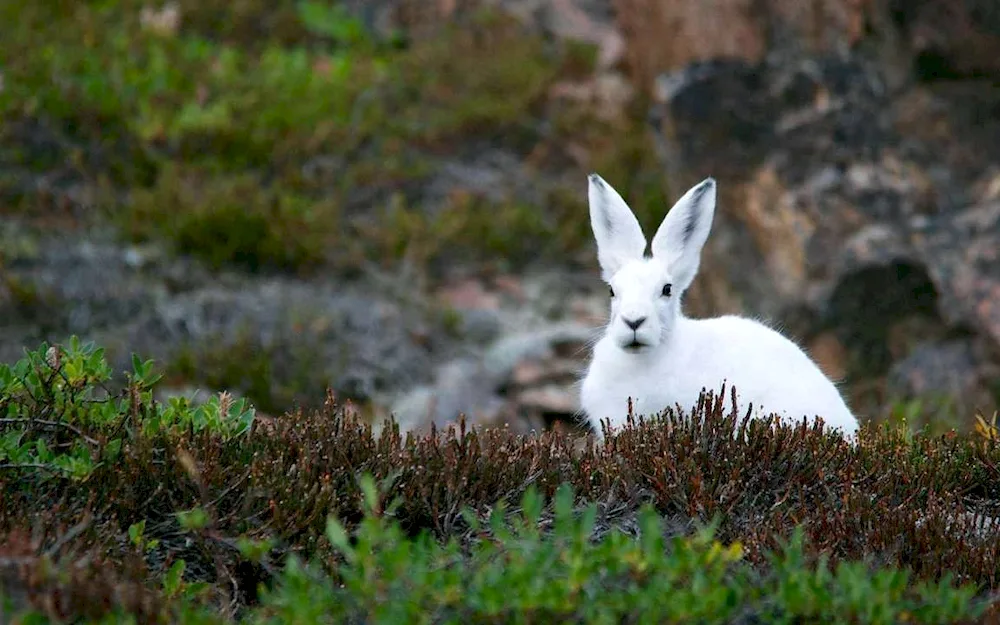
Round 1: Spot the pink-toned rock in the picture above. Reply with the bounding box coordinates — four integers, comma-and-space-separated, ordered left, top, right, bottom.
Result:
517, 385, 579, 415
436, 279, 501, 310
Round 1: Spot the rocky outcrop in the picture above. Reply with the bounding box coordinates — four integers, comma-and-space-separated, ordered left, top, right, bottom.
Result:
388, 321, 595, 435
0, 223, 455, 413
386, 270, 605, 435
613, 0, 871, 91
647, 51, 1000, 418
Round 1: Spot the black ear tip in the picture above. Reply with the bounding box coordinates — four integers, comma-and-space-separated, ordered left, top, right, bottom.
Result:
588, 173, 604, 185
700, 177, 716, 188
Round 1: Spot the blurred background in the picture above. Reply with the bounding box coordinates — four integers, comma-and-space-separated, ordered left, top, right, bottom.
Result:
0, 0, 998, 436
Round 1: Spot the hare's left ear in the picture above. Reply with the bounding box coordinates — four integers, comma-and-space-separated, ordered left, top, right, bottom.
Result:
588, 173, 646, 281
650, 178, 716, 292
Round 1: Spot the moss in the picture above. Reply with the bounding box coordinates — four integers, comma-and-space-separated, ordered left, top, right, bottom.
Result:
125, 165, 334, 273
360, 190, 561, 272
166, 327, 333, 416
386, 9, 559, 145
559, 39, 601, 80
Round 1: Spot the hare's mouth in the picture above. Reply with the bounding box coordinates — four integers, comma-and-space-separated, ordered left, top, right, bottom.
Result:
622, 340, 648, 352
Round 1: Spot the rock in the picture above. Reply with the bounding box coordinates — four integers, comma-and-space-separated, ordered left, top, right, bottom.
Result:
806, 331, 848, 382
647, 50, 1000, 417
389, 320, 595, 436
389, 358, 514, 434
482, 322, 592, 381
516, 385, 578, 414
614, 0, 872, 91
456, 308, 504, 345
895, 0, 1000, 79
0, 225, 449, 411
887, 339, 997, 417
615, 0, 1000, 93
494, 0, 620, 65
511, 358, 580, 386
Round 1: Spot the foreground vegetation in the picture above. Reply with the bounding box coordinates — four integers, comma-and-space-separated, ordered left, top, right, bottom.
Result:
1, 339, 999, 623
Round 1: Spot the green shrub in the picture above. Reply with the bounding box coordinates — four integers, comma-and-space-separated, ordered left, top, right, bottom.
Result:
0, 337, 254, 482
126, 166, 334, 272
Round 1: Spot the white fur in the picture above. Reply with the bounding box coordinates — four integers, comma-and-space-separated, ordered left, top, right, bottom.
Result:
580, 173, 859, 439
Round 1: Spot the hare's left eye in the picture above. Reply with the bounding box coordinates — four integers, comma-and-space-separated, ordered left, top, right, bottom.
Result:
661, 284, 672, 297
609, 285, 615, 298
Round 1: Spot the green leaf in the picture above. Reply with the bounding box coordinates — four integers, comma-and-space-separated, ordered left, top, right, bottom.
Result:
358, 473, 380, 515
326, 517, 354, 558
128, 520, 145, 547
176, 507, 209, 531
163, 559, 186, 597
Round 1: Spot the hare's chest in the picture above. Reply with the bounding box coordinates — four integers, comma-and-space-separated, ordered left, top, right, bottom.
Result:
581, 362, 702, 428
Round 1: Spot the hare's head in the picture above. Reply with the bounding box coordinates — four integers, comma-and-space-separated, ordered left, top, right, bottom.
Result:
588, 173, 716, 354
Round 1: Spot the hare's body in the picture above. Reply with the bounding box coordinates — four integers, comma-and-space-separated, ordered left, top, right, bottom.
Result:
581, 315, 857, 434
580, 173, 859, 438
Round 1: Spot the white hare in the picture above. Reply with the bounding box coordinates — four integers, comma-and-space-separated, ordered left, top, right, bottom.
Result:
579, 173, 859, 439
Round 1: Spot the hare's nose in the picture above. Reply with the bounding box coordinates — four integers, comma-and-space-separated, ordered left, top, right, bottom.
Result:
623, 316, 647, 331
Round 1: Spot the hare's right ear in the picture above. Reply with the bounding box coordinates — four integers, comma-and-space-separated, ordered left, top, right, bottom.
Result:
588, 173, 646, 281
650, 177, 716, 292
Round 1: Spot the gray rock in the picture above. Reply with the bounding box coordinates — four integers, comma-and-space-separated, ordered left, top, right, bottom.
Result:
0, 225, 448, 411
483, 322, 593, 382
456, 308, 503, 346
388, 321, 594, 435
389, 358, 509, 434
887, 339, 997, 416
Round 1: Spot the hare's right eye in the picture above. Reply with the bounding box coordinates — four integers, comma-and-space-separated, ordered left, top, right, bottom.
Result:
609, 286, 615, 298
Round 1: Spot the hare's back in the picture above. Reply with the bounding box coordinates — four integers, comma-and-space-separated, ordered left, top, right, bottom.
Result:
685, 315, 857, 432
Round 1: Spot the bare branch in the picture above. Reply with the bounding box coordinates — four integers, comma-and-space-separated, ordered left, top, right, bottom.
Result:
0, 418, 100, 446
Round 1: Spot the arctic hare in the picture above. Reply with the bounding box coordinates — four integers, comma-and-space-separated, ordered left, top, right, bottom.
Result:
579, 174, 859, 439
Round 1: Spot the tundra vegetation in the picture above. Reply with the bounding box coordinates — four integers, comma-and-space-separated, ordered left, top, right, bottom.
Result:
1, 339, 998, 623
1, 1, 999, 623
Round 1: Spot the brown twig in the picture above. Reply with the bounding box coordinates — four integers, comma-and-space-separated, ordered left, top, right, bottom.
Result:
43, 513, 93, 558
0, 462, 70, 475
0, 417, 100, 446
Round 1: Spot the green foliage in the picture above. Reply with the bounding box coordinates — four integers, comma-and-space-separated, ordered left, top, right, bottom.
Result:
146, 393, 256, 439
296, 1, 372, 47
257, 483, 984, 623
176, 507, 211, 532
126, 165, 335, 272
166, 327, 332, 416
2, 1, 615, 275
367, 192, 556, 271
0, 337, 255, 481
128, 519, 161, 553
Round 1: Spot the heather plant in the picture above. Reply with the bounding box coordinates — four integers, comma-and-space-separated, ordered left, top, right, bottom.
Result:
1, 338, 999, 623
